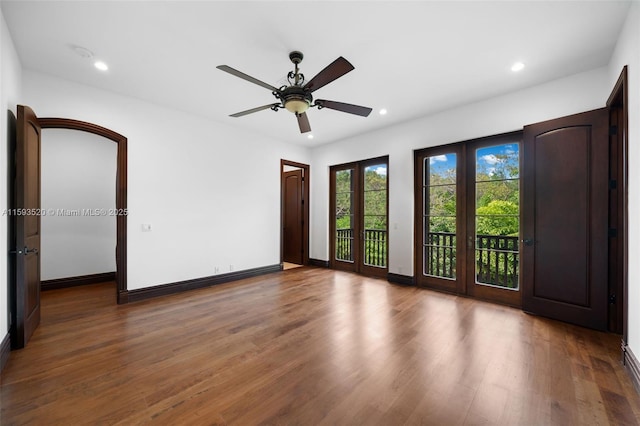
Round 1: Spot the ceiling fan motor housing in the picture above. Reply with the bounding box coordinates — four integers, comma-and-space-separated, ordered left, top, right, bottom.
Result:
281, 85, 312, 114
289, 51, 304, 64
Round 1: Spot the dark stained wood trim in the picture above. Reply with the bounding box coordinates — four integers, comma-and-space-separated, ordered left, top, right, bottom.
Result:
465, 131, 523, 308
358, 156, 389, 278
414, 143, 467, 294
38, 118, 128, 304
329, 156, 389, 278
623, 341, 640, 394
7, 110, 17, 349
124, 264, 282, 303
606, 66, 628, 341
308, 258, 329, 268
41, 272, 116, 291
387, 273, 414, 286
281, 160, 310, 266
0, 333, 10, 373
329, 161, 358, 273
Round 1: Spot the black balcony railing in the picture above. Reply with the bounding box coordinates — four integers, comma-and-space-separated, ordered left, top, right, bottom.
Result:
476, 234, 519, 288
337, 229, 518, 287
424, 232, 519, 288
336, 228, 354, 262
424, 232, 456, 278
363, 229, 386, 267
336, 228, 387, 267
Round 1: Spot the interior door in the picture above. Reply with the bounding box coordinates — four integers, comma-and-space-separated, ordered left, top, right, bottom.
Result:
282, 169, 303, 264
330, 157, 388, 277
522, 108, 608, 330
13, 105, 42, 348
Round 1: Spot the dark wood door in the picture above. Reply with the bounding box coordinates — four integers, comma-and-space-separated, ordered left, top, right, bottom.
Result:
330, 157, 388, 278
282, 169, 303, 264
14, 105, 42, 348
331, 164, 358, 273
358, 158, 388, 278
414, 144, 466, 293
522, 108, 608, 330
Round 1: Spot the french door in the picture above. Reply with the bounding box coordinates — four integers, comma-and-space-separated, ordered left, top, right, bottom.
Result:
415, 132, 522, 306
416, 109, 610, 330
330, 156, 388, 278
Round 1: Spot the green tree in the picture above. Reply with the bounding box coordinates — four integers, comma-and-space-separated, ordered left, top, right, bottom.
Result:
476, 200, 519, 236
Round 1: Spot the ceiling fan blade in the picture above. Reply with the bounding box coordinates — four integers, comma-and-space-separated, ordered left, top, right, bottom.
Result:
296, 112, 311, 133
217, 65, 280, 92
230, 103, 280, 118
303, 57, 354, 93
315, 100, 372, 117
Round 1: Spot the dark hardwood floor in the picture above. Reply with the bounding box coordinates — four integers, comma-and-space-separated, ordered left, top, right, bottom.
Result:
1, 267, 639, 425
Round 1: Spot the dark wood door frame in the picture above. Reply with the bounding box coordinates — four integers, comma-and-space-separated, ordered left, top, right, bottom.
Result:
329, 156, 389, 278
465, 132, 523, 308
606, 66, 628, 340
280, 160, 309, 266
414, 143, 467, 294
38, 118, 128, 304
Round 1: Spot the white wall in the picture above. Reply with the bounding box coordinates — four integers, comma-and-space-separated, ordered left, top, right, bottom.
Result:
0, 9, 21, 339
41, 129, 117, 280
310, 66, 612, 277
607, 1, 640, 358
23, 70, 311, 290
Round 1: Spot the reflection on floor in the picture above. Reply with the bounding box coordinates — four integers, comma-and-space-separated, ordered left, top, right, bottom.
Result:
283, 262, 303, 270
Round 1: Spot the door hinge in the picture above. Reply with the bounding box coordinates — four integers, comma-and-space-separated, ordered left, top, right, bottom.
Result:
610, 125, 618, 136
609, 294, 616, 304
609, 228, 618, 238
610, 179, 617, 190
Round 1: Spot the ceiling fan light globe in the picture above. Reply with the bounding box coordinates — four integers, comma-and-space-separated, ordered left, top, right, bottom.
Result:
284, 99, 310, 114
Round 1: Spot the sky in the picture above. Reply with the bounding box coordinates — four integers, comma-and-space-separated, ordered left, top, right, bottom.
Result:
429, 143, 519, 178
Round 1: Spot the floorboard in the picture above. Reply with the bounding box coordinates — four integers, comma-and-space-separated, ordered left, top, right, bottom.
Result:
1, 267, 639, 425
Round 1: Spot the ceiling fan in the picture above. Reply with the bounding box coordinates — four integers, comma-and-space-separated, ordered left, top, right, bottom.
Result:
217, 51, 372, 134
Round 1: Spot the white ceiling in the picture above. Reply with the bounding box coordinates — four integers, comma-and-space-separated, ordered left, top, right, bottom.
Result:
0, 1, 631, 146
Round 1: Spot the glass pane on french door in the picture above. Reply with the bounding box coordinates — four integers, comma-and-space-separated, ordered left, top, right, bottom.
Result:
335, 169, 354, 262
363, 164, 387, 268
475, 143, 520, 289
423, 153, 457, 278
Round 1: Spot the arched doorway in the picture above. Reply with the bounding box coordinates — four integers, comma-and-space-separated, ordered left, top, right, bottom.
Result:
38, 118, 127, 303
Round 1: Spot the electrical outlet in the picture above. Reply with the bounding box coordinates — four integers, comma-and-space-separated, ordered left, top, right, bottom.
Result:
214, 266, 219, 274
229, 264, 234, 271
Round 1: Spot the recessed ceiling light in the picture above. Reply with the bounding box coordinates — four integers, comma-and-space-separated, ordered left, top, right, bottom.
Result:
307, 134, 314, 140
511, 62, 525, 72
379, 108, 388, 115
94, 61, 109, 71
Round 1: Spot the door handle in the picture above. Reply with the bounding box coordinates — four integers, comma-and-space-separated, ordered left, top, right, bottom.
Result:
10, 246, 38, 255
521, 239, 534, 246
